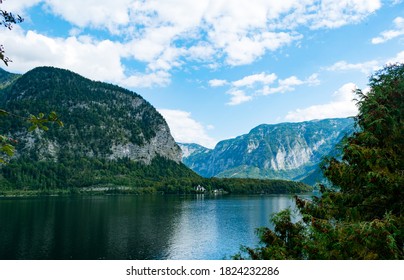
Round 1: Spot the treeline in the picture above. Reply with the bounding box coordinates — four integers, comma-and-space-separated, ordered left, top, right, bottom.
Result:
0, 156, 198, 190
197, 177, 311, 195
0, 156, 311, 195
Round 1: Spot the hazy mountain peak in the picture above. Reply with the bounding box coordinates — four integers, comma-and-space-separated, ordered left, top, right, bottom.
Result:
180, 118, 355, 185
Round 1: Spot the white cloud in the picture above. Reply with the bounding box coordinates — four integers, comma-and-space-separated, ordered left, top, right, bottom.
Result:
1, 0, 384, 88
372, 17, 404, 44
2, 27, 126, 81
223, 32, 302, 66
147, 46, 185, 72
44, 0, 133, 33
327, 50, 404, 75
2, 26, 172, 88
226, 89, 253, 106
212, 71, 319, 105
263, 74, 320, 95
307, 0, 381, 29
122, 71, 171, 88
209, 79, 228, 87
232, 72, 277, 88
187, 42, 216, 62
0, 0, 41, 14
326, 60, 380, 75
158, 109, 217, 148
387, 50, 404, 64
285, 83, 359, 122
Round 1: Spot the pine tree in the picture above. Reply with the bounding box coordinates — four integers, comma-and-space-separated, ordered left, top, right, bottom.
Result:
237, 64, 404, 260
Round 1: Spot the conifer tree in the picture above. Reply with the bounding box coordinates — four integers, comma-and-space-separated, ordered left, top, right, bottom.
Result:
236, 64, 403, 260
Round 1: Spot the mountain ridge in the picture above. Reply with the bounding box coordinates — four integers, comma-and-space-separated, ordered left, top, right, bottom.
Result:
0, 66, 182, 164
0, 67, 21, 89
0, 66, 198, 190
179, 117, 355, 185
0, 66, 312, 195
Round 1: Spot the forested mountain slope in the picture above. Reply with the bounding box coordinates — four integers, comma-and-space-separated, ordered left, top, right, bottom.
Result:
0, 66, 196, 190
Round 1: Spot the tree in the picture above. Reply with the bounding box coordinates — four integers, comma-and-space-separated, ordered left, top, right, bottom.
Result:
0, 110, 63, 163
236, 64, 403, 260
0, 1, 63, 163
1, 0, 23, 65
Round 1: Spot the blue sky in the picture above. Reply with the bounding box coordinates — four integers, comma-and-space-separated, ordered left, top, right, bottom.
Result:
1, 0, 403, 148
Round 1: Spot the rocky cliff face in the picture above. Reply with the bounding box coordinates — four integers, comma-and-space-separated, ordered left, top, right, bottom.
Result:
0, 66, 181, 164
180, 118, 355, 184
178, 143, 211, 169
108, 125, 180, 164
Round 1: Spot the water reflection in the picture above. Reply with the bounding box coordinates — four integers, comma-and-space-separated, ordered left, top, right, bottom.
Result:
166, 195, 296, 259
0, 194, 299, 260
167, 195, 221, 259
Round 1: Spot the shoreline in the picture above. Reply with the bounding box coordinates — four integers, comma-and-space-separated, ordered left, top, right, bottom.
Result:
0, 187, 313, 198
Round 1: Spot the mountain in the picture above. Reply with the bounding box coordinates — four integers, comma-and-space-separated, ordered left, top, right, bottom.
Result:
178, 143, 211, 169
0, 66, 197, 190
0, 68, 20, 89
0, 66, 312, 195
179, 118, 355, 185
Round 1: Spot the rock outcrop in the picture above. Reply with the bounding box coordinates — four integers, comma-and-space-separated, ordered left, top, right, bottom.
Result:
179, 118, 355, 184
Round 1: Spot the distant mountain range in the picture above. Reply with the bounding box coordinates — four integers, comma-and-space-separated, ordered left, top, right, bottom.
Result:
179, 118, 355, 185
0, 66, 311, 195
0, 67, 352, 189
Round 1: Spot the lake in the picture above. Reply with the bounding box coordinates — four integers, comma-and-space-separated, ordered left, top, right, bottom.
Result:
0, 194, 303, 260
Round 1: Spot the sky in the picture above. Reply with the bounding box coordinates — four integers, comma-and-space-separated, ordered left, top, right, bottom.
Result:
1, 0, 403, 148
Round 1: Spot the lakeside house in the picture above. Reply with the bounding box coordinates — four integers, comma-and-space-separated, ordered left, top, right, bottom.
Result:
194, 185, 206, 193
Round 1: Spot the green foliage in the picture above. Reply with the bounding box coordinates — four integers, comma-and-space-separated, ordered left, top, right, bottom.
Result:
237, 64, 404, 260
234, 208, 307, 260
0, 5, 23, 30
27, 111, 64, 132
1, 1, 24, 66
203, 178, 311, 195
1, 156, 194, 190
0, 8, 63, 163
321, 64, 403, 220
0, 134, 14, 163
0, 109, 63, 163
0, 68, 20, 89
0, 155, 309, 195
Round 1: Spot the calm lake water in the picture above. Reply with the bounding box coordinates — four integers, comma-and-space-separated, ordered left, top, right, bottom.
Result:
0, 194, 302, 260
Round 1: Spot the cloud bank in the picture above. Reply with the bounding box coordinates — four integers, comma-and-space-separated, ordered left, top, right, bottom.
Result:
372, 17, 404, 44
1, 0, 382, 88
210, 72, 319, 105
158, 109, 217, 148
285, 83, 359, 122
